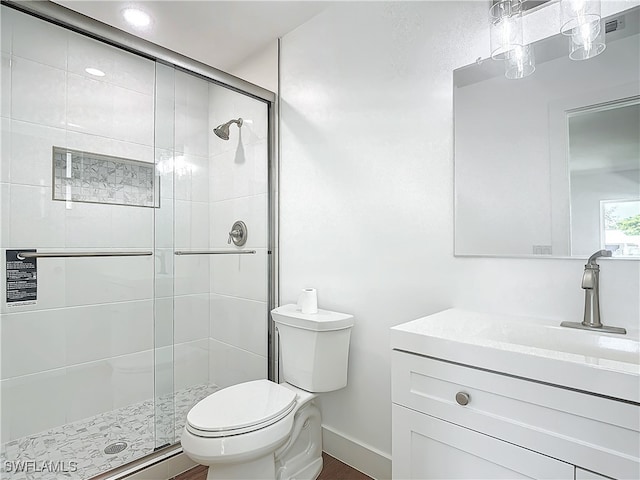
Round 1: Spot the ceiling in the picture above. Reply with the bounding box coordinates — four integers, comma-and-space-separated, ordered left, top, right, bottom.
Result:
53, 1, 328, 71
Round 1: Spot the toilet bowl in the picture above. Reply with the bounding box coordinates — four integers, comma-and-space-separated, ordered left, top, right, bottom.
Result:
181, 304, 354, 480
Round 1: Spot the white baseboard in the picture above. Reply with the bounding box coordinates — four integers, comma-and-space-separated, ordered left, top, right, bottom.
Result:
321, 425, 391, 480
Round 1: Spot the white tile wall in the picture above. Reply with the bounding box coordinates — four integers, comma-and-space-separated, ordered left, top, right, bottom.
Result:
209, 140, 268, 202
110, 205, 154, 248
1, 368, 67, 443
175, 200, 210, 249
67, 73, 154, 146
174, 154, 209, 202
65, 300, 153, 366
154, 248, 174, 298
0, 8, 13, 55
174, 340, 209, 391
1, 254, 67, 314
66, 130, 154, 163
65, 360, 114, 421
175, 255, 210, 296
9, 184, 67, 248
175, 71, 209, 157
67, 31, 155, 95
12, 57, 66, 128
208, 339, 266, 389
0, 119, 9, 183
154, 298, 174, 349
174, 294, 210, 344
64, 201, 114, 249
109, 350, 155, 409
65, 350, 154, 422
210, 294, 267, 357
210, 194, 267, 248
0, 309, 67, 378
154, 345, 174, 398
11, 10, 67, 69
210, 248, 268, 301
1, 53, 11, 118
10, 120, 66, 186
0, 184, 10, 245
64, 256, 153, 306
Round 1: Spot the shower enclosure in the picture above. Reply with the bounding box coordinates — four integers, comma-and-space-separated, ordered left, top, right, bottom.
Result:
0, 3, 276, 479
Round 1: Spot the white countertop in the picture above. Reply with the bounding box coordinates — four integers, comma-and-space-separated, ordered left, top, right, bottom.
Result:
390, 309, 640, 403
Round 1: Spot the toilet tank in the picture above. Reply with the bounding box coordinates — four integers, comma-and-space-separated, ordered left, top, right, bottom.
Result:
271, 304, 354, 393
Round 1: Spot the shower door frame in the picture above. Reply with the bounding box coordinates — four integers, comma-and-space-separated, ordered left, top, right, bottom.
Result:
2, 0, 280, 477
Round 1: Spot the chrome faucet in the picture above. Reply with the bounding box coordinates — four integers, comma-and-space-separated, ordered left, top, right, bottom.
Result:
561, 250, 627, 335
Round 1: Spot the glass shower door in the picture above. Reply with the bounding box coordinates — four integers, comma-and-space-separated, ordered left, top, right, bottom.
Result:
1, 6, 159, 478
165, 69, 272, 439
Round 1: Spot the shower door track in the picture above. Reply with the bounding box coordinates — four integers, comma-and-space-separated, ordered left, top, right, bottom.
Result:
88, 444, 182, 480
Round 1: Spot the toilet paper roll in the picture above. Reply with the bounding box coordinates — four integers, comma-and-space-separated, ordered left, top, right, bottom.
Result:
297, 288, 318, 314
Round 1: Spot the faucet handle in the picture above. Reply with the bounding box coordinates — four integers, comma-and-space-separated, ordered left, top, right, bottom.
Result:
581, 269, 596, 289
586, 249, 612, 266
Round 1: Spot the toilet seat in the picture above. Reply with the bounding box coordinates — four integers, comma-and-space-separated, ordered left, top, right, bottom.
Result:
186, 380, 298, 438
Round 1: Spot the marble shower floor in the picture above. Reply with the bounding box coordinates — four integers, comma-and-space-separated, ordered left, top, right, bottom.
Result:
1, 384, 219, 480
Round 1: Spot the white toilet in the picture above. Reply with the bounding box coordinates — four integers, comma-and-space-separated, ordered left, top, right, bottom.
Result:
181, 304, 354, 480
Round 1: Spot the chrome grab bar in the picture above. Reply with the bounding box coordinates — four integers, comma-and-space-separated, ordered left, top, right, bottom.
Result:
16, 251, 153, 260
174, 250, 256, 256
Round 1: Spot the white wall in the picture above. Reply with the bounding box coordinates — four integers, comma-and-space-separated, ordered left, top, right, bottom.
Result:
230, 41, 279, 93
279, 2, 640, 478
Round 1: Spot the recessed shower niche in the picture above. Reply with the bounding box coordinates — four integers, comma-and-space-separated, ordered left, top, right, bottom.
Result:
52, 147, 159, 208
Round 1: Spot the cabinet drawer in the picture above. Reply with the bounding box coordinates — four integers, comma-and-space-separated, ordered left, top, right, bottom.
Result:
391, 350, 640, 480
392, 403, 574, 480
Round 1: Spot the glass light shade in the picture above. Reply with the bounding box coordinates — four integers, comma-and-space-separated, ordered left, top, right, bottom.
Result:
490, 0, 524, 60
560, 0, 601, 35
505, 44, 535, 79
569, 19, 606, 60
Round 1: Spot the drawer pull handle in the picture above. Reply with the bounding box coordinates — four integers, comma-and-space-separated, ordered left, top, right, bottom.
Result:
455, 392, 470, 406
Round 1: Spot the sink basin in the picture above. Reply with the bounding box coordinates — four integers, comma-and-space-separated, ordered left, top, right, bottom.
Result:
500, 321, 639, 365
390, 309, 640, 403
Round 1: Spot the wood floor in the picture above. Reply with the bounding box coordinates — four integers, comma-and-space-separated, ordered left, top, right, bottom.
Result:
173, 453, 371, 480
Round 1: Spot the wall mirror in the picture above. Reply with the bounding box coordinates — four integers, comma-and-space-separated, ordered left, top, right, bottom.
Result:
454, 6, 639, 259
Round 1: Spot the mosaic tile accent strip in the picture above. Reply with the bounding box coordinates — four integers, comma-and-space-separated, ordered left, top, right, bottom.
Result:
52, 147, 159, 208
1, 383, 218, 480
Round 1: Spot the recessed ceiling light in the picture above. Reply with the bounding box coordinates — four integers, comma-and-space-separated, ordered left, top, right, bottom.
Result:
122, 8, 151, 29
85, 67, 105, 77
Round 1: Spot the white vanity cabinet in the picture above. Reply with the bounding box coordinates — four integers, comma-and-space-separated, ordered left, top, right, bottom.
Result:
393, 403, 573, 479
390, 309, 640, 480
391, 350, 638, 479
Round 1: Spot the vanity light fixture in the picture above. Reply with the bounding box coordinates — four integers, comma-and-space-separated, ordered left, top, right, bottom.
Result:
489, 0, 524, 60
560, 0, 606, 60
505, 44, 535, 79
490, 0, 535, 79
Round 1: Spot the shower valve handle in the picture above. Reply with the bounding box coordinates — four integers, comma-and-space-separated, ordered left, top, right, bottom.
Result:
227, 220, 248, 247
228, 229, 241, 244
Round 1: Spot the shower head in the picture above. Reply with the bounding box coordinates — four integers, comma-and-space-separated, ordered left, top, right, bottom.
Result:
213, 118, 243, 140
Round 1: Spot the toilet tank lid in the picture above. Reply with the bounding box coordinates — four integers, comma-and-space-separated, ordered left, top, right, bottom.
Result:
271, 304, 354, 331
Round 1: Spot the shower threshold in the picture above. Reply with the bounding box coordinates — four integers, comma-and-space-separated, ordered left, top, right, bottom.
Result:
1, 384, 218, 480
